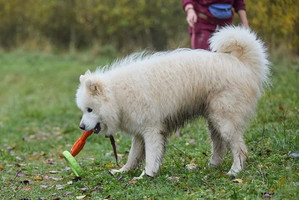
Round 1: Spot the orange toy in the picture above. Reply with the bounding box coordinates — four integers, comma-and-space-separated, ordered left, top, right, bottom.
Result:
70, 130, 93, 156
63, 130, 120, 177
62, 130, 93, 177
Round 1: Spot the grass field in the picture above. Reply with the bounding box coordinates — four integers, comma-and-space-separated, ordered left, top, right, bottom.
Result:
0, 50, 298, 199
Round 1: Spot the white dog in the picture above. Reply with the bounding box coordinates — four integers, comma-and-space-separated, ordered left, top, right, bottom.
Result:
76, 26, 269, 178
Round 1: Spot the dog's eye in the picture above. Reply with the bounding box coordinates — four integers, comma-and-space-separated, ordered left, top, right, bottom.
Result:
87, 108, 93, 113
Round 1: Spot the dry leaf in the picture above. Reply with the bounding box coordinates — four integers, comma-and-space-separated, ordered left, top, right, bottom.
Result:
0, 164, 3, 170
50, 177, 63, 181
128, 180, 137, 184
76, 195, 87, 199
16, 170, 25, 177
186, 159, 197, 170
33, 176, 43, 181
65, 192, 72, 196
79, 187, 88, 192
23, 185, 31, 191
56, 185, 65, 190
41, 185, 48, 189
67, 181, 73, 185
167, 176, 180, 181
232, 179, 243, 183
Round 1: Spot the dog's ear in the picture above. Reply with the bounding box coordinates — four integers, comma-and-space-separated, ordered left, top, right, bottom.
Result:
79, 70, 91, 83
85, 79, 103, 96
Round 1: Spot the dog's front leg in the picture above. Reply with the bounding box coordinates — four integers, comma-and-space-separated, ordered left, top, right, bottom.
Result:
111, 135, 144, 175
143, 131, 166, 177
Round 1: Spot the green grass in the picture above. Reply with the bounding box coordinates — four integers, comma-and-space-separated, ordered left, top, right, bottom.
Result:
0, 51, 298, 199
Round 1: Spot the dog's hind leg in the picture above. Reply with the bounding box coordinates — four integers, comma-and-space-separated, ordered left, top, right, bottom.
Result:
143, 130, 167, 177
212, 118, 248, 175
111, 135, 145, 174
207, 120, 227, 167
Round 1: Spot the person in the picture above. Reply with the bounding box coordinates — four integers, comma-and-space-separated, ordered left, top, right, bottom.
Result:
182, 0, 249, 50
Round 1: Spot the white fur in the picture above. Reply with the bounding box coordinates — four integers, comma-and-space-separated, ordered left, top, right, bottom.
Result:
76, 26, 270, 177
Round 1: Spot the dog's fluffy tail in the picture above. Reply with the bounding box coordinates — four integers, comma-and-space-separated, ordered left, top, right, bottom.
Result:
209, 26, 270, 85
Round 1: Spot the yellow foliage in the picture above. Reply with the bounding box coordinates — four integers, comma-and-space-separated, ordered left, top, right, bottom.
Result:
0, 0, 297, 52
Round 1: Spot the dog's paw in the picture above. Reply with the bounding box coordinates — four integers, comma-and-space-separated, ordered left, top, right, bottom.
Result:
110, 168, 127, 175
132, 170, 146, 181
227, 170, 237, 176
110, 169, 121, 175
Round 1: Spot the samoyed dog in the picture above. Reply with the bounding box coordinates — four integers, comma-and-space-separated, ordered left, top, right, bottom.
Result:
76, 26, 269, 178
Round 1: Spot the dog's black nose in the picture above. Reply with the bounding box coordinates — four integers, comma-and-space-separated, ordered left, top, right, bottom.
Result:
79, 123, 85, 130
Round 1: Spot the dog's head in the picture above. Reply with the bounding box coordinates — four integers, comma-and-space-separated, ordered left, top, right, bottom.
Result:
76, 70, 112, 135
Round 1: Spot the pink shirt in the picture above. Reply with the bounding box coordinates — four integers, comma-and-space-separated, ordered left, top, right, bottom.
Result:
182, 0, 246, 31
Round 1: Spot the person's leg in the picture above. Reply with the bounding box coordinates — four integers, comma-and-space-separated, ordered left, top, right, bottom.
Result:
192, 29, 213, 50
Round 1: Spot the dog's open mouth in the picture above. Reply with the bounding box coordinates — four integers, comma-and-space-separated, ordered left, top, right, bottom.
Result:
93, 123, 101, 134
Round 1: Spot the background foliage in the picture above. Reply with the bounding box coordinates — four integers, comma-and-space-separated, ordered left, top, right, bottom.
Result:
0, 0, 298, 52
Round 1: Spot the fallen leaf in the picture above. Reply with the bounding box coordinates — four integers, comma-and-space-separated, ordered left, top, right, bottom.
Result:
233, 179, 243, 183
290, 153, 299, 158
262, 193, 272, 199
15, 163, 22, 167
76, 195, 87, 199
16, 156, 22, 161
50, 177, 63, 181
41, 185, 48, 189
0, 164, 3, 170
67, 181, 73, 185
128, 180, 137, 184
33, 176, 43, 181
278, 103, 284, 111
23, 185, 31, 191
16, 170, 25, 177
56, 185, 65, 190
91, 186, 103, 192
45, 158, 56, 165
79, 187, 88, 192
65, 192, 72, 196
167, 176, 180, 181
186, 159, 197, 170
64, 167, 71, 171
117, 153, 124, 158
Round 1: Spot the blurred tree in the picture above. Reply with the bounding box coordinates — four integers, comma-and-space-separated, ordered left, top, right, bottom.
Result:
0, 0, 297, 52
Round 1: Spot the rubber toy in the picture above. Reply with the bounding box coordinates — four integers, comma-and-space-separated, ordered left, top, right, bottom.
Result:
63, 130, 93, 177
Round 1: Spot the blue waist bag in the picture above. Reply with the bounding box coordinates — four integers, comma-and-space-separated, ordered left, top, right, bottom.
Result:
208, 3, 232, 19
